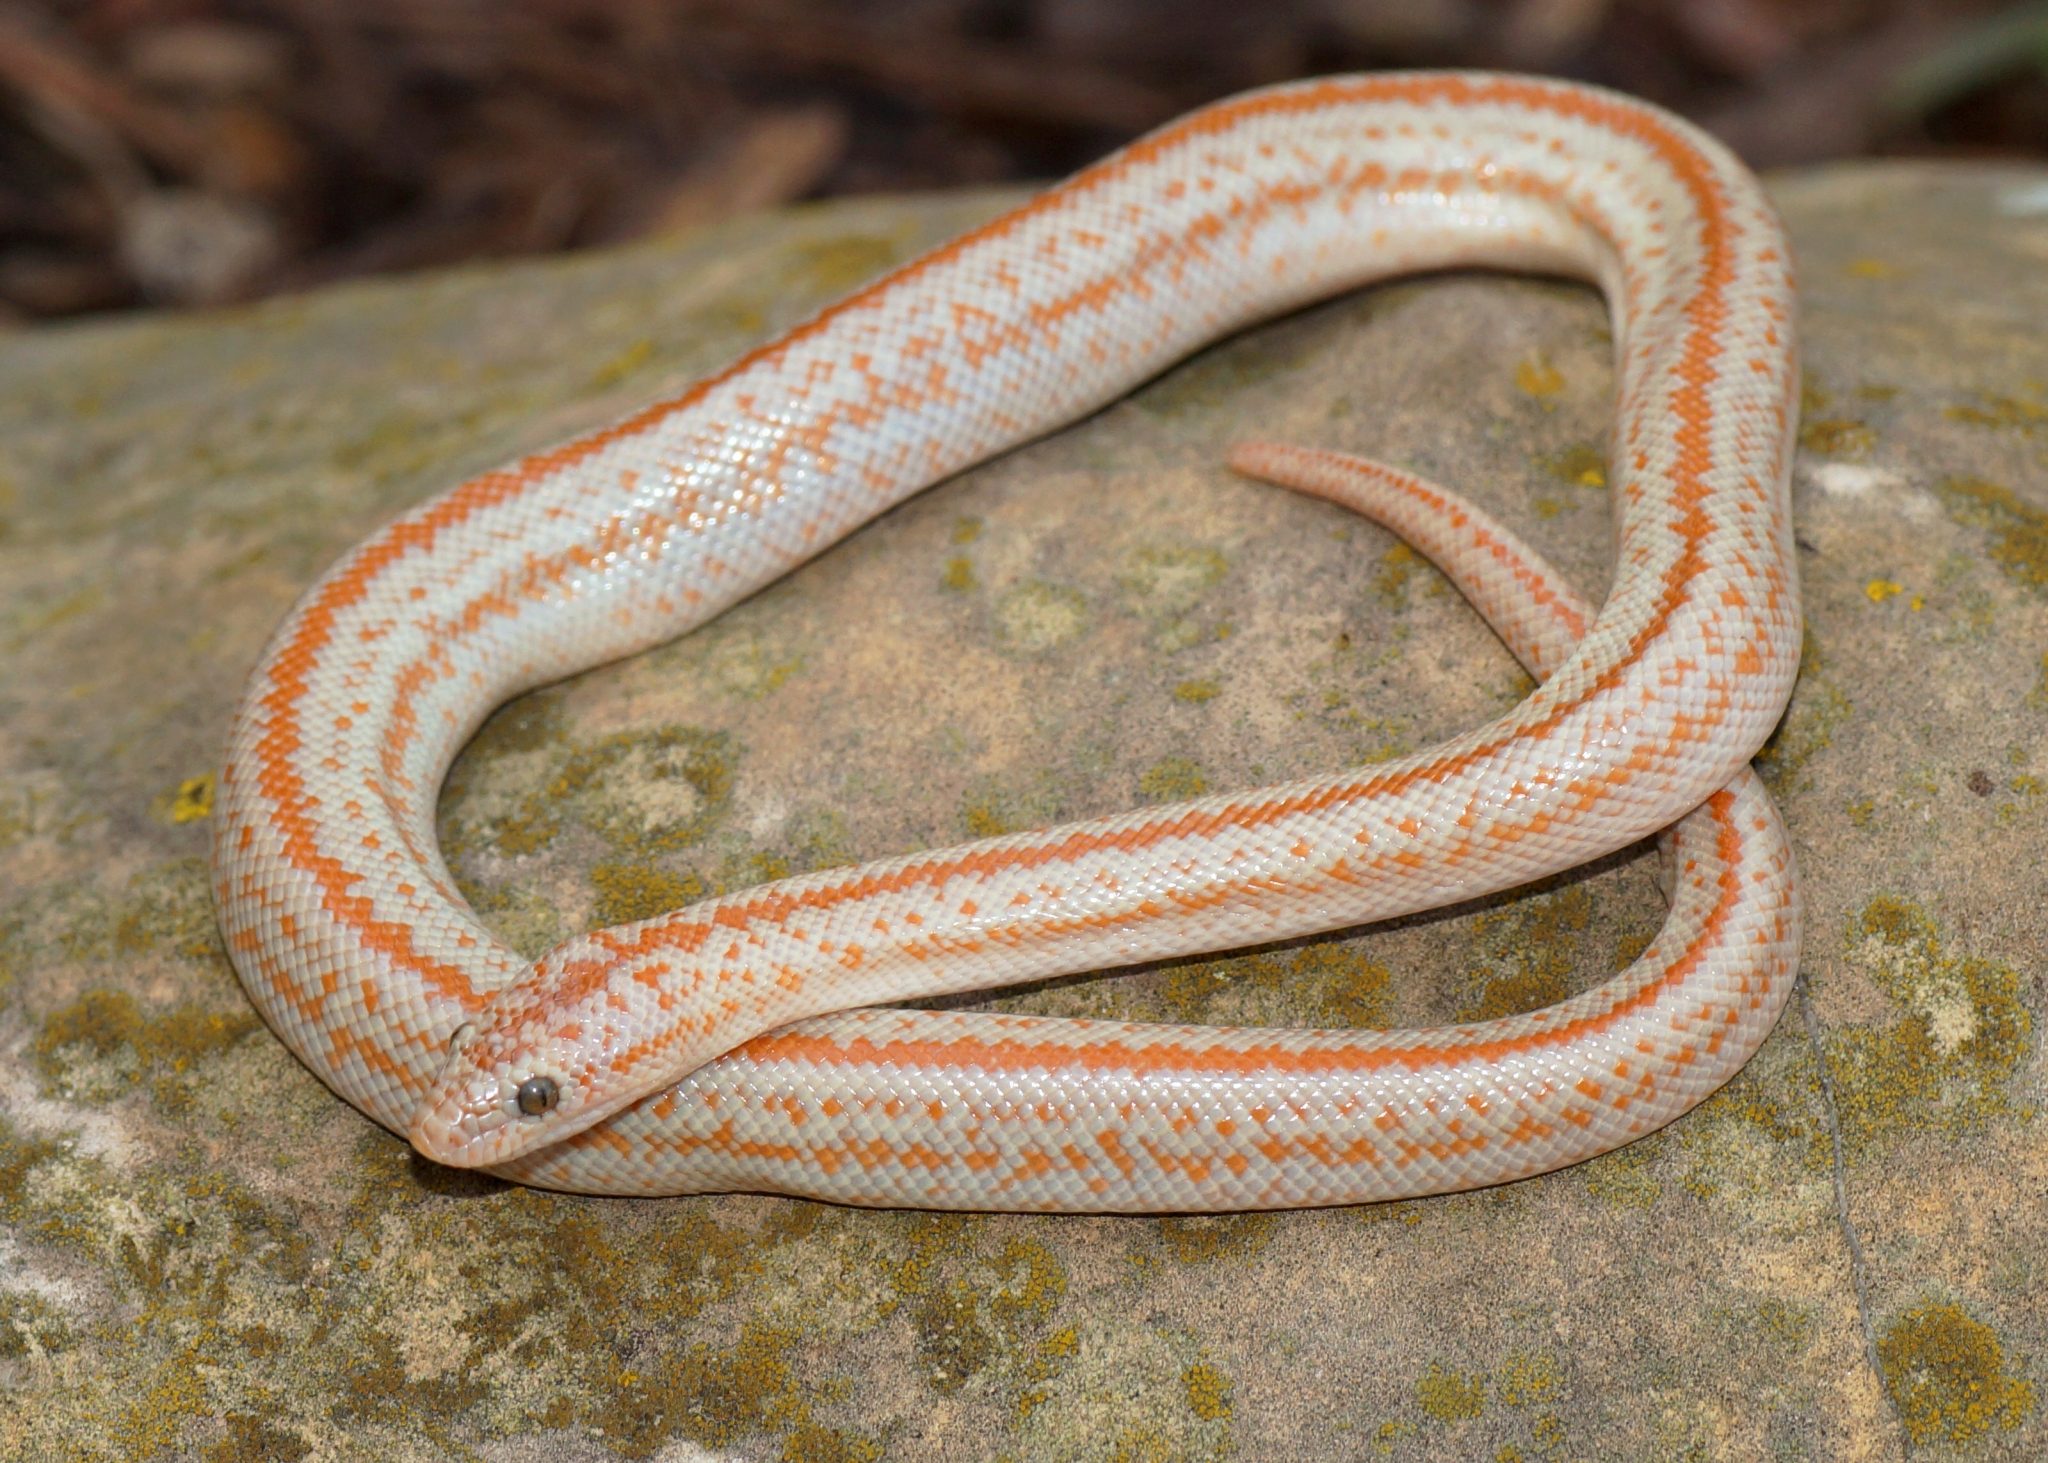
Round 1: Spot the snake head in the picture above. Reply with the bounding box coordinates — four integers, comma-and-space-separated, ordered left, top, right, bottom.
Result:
407, 933, 724, 1169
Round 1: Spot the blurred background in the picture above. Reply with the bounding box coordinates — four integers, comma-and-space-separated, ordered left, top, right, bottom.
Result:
0, 0, 2043, 320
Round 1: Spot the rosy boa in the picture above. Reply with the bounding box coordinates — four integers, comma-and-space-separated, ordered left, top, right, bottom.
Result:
212, 72, 1802, 1210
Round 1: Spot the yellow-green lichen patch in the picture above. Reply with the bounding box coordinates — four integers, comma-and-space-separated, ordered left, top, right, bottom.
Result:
1, 1111, 79, 1230
205, 1412, 313, 1462
993, 581, 1089, 654
1578, 1134, 1666, 1209
1496, 1351, 1561, 1408
34, 987, 259, 1108
588, 861, 707, 927
880, 1216, 1071, 1404
1756, 629, 1850, 795
1514, 355, 1565, 402
605, 1320, 882, 1461
1943, 387, 2048, 438
1117, 544, 1229, 618
1878, 1301, 2036, 1444
1457, 1352, 1572, 1460
1183, 1360, 1234, 1421
1457, 882, 1619, 1023
1137, 755, 1209, 802
1934, 476, 2048, 594
960, 791, 1014, 839
110, 858, 230, 966
305, 1181, 857, 1457
1173, 678, 1221, 703
1541, 442, 1608, 488
958, 774, 1067, 840
784, 232, 907, 295
119, 1339, 215, 1459
1160, 942, 1392, 1029
0, 1152, 348, 1455
1152, 1213, 1276, 1265
1417, 1362, 1487, 1422
1799, 417, 1875, 456
586, 336, 654, 391
701, 631, 807, 700
1014, 1325, 1079, 1419
1755, 1297, 1817, 1348
1671, 1061, 1828, 1195
486, 725, 735, 858
1370, 1418, 1419, 1451
1121, 542, 1237, 649
160, 773, 215, 825
1374, 541, 1429, 606
0, 1288, 73, 1359
1823, 896, 2033, 1158
941, 554, 978, 592
1107, 1421, 1176, 1463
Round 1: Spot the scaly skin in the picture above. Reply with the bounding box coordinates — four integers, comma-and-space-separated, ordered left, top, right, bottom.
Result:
210, 73, 1800, 1207
495, 446, 1801, 1208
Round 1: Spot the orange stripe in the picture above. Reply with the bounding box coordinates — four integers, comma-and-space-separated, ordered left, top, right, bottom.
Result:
678, 790, 1746, 1081
247, 73, 1762, 1067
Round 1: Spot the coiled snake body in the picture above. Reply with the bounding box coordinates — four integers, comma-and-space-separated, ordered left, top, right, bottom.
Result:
212, 73, 1801, 1210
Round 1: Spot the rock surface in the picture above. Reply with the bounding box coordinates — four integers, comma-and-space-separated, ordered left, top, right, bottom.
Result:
1, 163, 2043, 1461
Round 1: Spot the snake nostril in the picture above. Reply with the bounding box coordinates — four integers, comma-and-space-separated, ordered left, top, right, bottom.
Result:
515, 1076, 560, 1116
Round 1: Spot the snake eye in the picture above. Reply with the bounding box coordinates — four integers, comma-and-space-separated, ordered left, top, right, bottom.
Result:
515, 1076, 560, 1116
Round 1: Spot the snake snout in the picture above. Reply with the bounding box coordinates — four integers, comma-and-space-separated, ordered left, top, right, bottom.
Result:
409, 1046, 571, 1168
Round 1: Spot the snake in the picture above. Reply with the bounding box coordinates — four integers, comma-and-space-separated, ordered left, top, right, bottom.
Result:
211, 72, 1802, 1210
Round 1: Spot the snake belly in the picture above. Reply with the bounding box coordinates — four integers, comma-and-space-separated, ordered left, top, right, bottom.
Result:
209, 72, 1801, 1206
